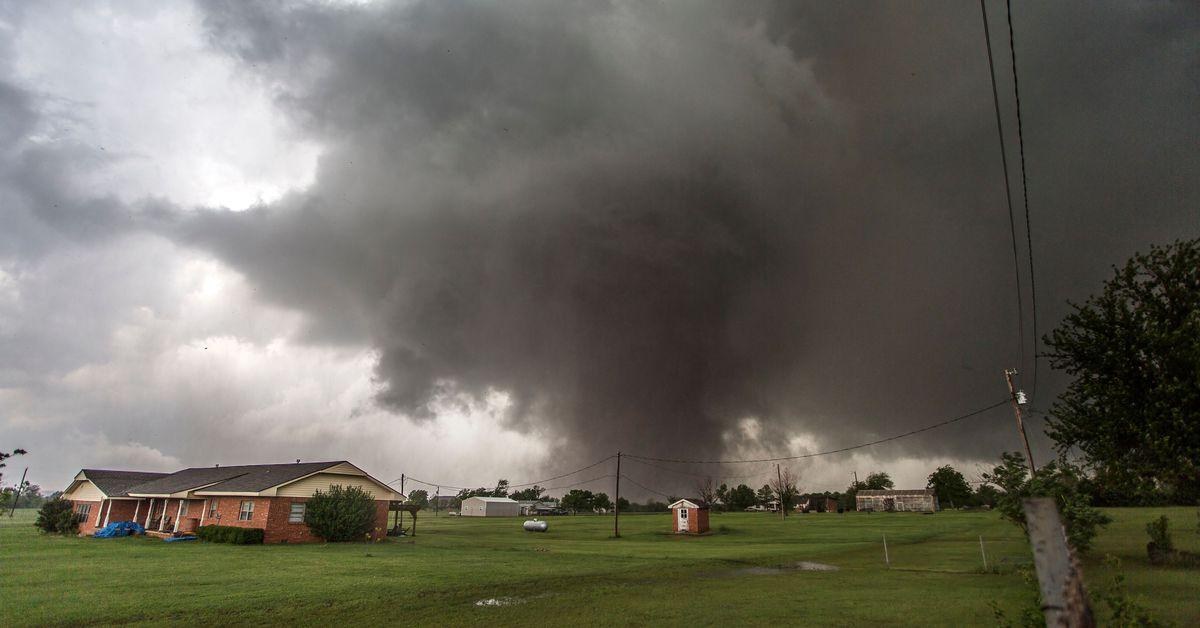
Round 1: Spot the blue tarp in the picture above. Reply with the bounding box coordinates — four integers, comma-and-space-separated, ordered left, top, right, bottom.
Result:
92, 520, 146, 538
163, 535, 196, 542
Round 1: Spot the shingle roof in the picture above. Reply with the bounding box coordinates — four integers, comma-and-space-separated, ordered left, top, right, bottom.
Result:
127, 461, 344, 495
857, 489, 935, 496
82, 470, 171, 497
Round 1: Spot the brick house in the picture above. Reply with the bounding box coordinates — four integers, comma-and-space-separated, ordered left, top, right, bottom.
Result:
62, 461, 400, 543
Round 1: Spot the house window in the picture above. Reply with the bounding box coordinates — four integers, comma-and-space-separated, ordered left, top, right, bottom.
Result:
77, 503, 91, 517
238, 500, 254, 521
288, 503, 306, 524
208, 500, 217, 519
180, 501, 189, 517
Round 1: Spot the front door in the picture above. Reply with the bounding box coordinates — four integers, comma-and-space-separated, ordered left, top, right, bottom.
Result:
676, 508, 688, 533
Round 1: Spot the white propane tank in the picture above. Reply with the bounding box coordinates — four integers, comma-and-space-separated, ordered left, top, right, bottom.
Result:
523, 519, 549, 532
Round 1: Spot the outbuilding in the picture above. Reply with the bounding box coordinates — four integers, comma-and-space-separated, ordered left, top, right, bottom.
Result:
460, 496, 520, 517
855, 489, 939, 512
668, 499, 709, 534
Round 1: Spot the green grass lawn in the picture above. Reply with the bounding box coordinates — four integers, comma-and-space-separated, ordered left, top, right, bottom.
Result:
2, 507, 1196, 626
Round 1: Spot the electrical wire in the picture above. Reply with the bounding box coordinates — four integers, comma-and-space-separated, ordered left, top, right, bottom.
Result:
626, 399, 1010, 464
618, 473, 673, 499
1005, 0, 1040, 400
390, 454, 615, 492
623, 456, 777, 482
980, 0, 1026, 376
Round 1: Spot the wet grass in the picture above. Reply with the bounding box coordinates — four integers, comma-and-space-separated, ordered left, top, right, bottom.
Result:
1, 507, 1196, 626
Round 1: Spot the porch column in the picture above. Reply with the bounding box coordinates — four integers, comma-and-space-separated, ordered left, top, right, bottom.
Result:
102, 501, 113, 527
158, 500, 168, 531
133, 499, 141, 523
173, 499, 184, 532
95, 499, 105, 527
199, 499, 208, 526
145, 498, 155, 527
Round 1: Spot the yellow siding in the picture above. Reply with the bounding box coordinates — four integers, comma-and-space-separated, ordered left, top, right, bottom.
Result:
64, 480, 105, 501
275, 473, 395, 499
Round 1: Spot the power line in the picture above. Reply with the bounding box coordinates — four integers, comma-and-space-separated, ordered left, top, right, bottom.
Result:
390, 454, 615, 493
1005, 0, 1040, 400
618, 473, 673, 499
979, 0, 1026, 374
626, 399, 1010, 464
623, 456, 777, 482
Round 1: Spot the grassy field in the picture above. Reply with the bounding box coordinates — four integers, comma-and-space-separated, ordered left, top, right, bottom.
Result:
2, 507, 1196, 626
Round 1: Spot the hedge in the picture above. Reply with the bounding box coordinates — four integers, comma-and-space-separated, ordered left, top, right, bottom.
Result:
195, 524, 265, 545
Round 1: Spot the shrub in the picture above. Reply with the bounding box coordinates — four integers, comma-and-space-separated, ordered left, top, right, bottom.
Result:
34, 499, 83, 534
1145, 516, 1173, 552
195, 524, 264, 544
982, 452, 1111, 553
304, 485, 377, 542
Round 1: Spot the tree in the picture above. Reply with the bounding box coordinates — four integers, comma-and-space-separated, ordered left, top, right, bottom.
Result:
770, 467, 801, 515
727, 484, 758, 511
755, 484, 774, 507
983, 452, 1111, 553
35, 498, 82, 534
406, 489, 428, 508
304, 485, 379, 542
694, 476, 718, 507
864, 472, 894, 490
974, 483, 1000, 508
0, 448, 27, 485
616, 496, 631, 511
592, 492, 612, 512
560, 489, 594, 514
1043, 238, 1199, 501
509, 485, 546, 501
926, 466, 973, 509
715, 483, 730, 510
491, 479, 510, 498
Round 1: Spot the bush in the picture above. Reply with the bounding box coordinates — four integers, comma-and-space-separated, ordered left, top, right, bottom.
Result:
1145, 516, 1173, 552
34, 499, 83, 534
304, 485, 378, 542
195, 524, 264, 544
982, 452, 1111, 553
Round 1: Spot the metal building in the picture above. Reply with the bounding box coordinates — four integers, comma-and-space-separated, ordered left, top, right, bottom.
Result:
459, 496, 520, 517
855, 489, 939, 512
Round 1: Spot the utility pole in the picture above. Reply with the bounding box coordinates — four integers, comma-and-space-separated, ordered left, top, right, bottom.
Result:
614, 452, 621, 538
399, 474, 405, 532
776, 464, 785, 520
8, 467, 27, 517
853, 471, 859, 488
1004, 368, 1037, 474
435, 486, 440, 517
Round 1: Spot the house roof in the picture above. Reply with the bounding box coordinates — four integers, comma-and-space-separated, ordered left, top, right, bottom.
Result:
128, 461, 344, 496
81, 470, 171, 497
463, 496, 518, 503
857, 489, 935, 496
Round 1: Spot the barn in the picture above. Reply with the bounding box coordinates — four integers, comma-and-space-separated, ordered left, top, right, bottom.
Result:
460, 496, 520, 517
855, 489, 939, 512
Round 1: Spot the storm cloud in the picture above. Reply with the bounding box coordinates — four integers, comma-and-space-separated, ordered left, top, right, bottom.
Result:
2, 1, 1197, 493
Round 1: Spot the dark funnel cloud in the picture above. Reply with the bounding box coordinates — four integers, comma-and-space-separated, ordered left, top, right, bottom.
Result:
169, 0, 1197, 466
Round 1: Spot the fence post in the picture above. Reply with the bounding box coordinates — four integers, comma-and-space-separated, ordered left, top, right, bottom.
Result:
883, 533, 890, 568
1023, 498, 1094, 627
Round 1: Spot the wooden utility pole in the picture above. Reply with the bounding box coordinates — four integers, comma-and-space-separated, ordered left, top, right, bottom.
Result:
613, 452, 621, 538
1024, 498, 1094, 627
399, 474, 405, 532
1004, 369, 1037, 473
853, 471, 859, 487
8, 467, 27, 517
776, 464, 785, 520
435, 486, 440, 517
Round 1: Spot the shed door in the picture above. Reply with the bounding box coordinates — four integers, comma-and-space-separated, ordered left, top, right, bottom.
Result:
676, 508, 688, 532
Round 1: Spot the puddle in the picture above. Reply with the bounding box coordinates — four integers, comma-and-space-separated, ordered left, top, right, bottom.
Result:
475, 597, 521, 607
710, 561, 839, 578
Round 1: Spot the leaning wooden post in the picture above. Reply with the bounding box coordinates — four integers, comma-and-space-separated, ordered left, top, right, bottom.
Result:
1023, 498, 1094, 627
883, 533, 890, 568
979, 535, 988, 571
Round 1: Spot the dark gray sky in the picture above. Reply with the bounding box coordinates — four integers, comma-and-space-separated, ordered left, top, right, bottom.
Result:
1, 0, 1196, 497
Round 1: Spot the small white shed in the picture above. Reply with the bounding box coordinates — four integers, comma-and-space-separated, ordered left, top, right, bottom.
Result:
460, 496, 520, 517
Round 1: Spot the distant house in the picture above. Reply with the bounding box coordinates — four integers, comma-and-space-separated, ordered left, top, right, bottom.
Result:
62, 461, 400, 543
516, 500, 562, 516
460, 496, 520, 517
855, 489, 939, 513
431, 495, 458, 510
799, 495, 838, 513
668, 499, 710, 534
